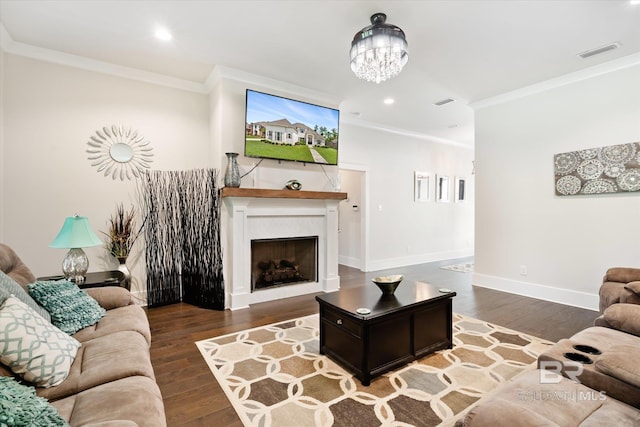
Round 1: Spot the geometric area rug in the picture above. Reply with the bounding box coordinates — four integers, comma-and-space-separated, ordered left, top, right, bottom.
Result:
196, 314, 553, 427
440, 263, 474, 273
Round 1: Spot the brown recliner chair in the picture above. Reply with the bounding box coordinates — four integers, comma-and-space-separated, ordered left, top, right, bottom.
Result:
599, 267, 640, 313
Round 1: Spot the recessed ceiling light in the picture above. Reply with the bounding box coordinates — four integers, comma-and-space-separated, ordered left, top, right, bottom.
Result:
383, 98, 395, 105
630, 0, 640, 5
154, 28, 173, 41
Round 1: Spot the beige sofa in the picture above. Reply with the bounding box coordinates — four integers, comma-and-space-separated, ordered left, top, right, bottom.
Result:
0, 243, 166, 427
457, 294, 640, 426
598, 267, 640, 313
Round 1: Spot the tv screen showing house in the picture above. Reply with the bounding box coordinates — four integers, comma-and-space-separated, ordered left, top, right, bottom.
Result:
245, 89, 339, 165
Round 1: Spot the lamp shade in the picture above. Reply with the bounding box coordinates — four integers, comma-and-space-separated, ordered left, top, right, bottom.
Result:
50, 216, 102, 249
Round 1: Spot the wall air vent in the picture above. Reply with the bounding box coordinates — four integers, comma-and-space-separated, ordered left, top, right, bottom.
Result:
577, 42, 621, 59
434, 98, 455, 106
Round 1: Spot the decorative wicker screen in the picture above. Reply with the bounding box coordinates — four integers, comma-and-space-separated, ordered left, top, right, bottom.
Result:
139, 169, 224, 309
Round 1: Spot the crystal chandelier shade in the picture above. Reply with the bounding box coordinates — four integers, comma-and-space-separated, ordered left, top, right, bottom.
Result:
350, 13, 409, 84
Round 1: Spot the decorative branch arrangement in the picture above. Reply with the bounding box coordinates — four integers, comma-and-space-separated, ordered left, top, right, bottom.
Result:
103, 203, 140, 259
139, 169, 224, 309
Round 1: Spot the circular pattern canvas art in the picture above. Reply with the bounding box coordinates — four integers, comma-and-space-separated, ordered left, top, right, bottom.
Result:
554, 142, 640, 196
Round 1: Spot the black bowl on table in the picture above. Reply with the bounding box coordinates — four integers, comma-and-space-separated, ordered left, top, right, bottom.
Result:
372, 275, 403, 296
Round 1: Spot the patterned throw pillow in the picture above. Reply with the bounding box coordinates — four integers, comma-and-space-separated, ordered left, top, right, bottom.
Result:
0, 285, 10, 305
0, 376, 70, 426
28, 280, 106, 335
0, 270, 51, 322
0, 296, 80, 387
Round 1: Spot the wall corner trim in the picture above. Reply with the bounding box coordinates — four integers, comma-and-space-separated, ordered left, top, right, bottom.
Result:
471, 52, 640, 110
1, 23, 208, 94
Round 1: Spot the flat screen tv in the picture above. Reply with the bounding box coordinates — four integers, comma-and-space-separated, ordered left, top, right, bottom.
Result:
245, 89, 339, 165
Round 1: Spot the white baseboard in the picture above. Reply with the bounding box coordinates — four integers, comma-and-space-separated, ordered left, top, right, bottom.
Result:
338, 255, 361, 269
473, 273, 599, 311
365, 249, 474, 272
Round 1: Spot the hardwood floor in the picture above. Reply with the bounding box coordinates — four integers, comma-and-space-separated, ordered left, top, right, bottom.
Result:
147, 258, 599, 426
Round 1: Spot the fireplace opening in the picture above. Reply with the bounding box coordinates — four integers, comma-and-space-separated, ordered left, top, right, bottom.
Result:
251, 236, 318, 291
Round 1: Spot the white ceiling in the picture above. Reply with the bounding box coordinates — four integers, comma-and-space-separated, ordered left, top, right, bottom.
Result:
2, 0, 639, 147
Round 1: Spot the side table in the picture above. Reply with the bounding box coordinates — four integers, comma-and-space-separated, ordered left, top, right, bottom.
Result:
37, 270, 128, 290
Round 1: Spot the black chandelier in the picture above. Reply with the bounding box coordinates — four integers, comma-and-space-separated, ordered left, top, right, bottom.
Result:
350, 13, 409, 84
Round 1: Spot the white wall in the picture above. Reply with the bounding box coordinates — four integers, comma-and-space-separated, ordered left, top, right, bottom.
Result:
474, 62, 640, 311
339, 123, 475, 271
1, 51, 475, 304
0, 53, 210, 296
209, 75, 474, 273
338, 169, 363, 268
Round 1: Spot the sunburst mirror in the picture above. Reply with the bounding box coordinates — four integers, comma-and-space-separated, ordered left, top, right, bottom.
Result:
86, 125, 154, 180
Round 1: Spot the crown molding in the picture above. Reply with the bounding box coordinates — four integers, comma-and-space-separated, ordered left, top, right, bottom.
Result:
205, 65, 341, 108
1, 23, 469, 148
340, 115, 472, 149
0, 23, 207, 94
205, 65, 473, 147
471, 52, 640, 110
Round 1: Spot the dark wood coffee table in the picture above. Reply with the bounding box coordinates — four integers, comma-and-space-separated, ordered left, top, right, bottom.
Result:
315, 281, 456, 385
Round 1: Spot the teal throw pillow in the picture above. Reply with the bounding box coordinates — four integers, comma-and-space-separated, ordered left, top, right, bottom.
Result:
0, 376, 70, 426
0, 296, 80, 387
28, 280, 106, 335
0, 271, 51, 322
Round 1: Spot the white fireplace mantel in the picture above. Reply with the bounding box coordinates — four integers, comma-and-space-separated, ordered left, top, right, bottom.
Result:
222, 188, 347, 310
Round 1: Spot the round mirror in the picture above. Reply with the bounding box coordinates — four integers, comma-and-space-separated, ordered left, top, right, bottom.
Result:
110, 143, 134, 163
87, 125, 154, 180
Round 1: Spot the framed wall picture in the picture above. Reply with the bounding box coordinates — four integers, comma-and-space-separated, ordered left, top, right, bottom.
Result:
437, 175, 450, 202
414, 171, 431, 202
554, 142, 640, 196
455, 176, 467, 202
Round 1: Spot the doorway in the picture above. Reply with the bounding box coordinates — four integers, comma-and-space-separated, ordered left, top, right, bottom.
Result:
338, 166, 368, 271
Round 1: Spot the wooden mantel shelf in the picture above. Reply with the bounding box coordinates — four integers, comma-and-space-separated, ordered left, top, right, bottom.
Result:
221, 187, 347, 200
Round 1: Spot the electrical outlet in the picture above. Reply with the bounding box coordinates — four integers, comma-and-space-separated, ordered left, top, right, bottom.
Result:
519, 265, 528, 276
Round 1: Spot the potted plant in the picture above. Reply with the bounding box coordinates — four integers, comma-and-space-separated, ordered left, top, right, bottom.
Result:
103, 204, 142, 289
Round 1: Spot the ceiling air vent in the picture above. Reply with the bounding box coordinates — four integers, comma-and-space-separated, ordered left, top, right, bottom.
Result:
577, 42, 621, 59
434, 98, 455, 106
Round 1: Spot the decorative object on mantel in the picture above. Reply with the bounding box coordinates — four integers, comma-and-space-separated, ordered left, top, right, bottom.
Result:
224, 152, 241, 188
103, 203, 141, 290
86, 125, 154, 180
554, 142, 640, 195
49, 215, 103, 283
350, 12, 409, 84
285, 179, 302, 190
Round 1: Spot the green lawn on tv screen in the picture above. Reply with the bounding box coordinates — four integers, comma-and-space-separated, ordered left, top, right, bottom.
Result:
314, 147, 338, 165
245, 139, 337, 164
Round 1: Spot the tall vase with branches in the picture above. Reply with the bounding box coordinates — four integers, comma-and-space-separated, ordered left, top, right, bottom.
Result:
103, 203, 141, 290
